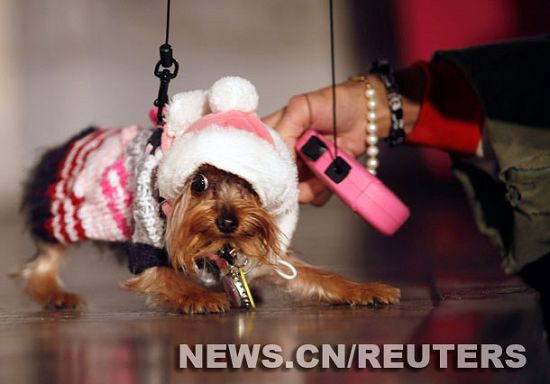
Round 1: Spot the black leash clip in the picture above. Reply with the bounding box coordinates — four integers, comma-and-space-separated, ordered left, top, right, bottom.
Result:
153, 43, 179, 125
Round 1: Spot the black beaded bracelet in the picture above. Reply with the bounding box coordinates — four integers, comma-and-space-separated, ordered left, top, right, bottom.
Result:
370, 60, 405, 147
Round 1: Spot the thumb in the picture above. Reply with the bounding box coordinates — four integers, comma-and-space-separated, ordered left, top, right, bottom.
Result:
262, 95, 312, 153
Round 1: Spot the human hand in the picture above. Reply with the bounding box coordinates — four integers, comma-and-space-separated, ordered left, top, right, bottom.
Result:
263, 76, 390, 205
263, 68, 424, 206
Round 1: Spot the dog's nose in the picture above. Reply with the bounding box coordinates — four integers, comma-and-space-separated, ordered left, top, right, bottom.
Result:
217, 213, 238, 233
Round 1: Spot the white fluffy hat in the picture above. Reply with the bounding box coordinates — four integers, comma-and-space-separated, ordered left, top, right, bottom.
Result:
157, 77, 299, 253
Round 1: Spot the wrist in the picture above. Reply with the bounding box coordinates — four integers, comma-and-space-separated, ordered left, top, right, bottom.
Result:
363, 66, 425, 140
347, 74, 392, 174
395, 65, 425, 136
364, 74, 391, 139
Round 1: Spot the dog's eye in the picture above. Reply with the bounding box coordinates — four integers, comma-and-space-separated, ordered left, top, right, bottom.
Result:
191, 174, 209, 194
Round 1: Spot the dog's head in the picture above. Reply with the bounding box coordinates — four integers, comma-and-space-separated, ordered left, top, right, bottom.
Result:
157, 77, 299, 285
165, 164, 282, 285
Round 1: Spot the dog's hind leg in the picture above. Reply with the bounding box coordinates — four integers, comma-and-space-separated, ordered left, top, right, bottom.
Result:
11, 242, 84, 309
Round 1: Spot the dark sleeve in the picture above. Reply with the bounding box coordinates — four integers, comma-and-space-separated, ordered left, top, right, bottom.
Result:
432, 34, 550, 273
433, 34, 550, 131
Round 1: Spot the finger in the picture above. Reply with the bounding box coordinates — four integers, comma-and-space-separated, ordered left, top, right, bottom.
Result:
320, 134, 366, 159
262, 109, 284, 128
297, 147, 332, 206
297, 158, 314, 182
273, 94, 313, 152
298, 177, 330, 204
311, 188, 333, 207
278, 94, 311, 137
334, 136, 367, 158
263, 107, 298, 155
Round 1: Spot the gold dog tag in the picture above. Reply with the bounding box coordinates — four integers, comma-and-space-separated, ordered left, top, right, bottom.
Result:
222, 266, 255, 309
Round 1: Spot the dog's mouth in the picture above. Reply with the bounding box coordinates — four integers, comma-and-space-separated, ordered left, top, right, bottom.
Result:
194, 243, 241, 285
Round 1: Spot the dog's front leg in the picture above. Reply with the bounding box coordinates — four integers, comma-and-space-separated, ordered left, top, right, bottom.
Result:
121, 267, 230, 314
262, 256, 400, 306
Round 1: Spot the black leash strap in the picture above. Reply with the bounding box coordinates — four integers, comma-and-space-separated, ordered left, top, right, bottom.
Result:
329, 0, 339, 161
153, 0, 179, 126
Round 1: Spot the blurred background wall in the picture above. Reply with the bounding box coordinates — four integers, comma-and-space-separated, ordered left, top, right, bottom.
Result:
1, 0, 549, 294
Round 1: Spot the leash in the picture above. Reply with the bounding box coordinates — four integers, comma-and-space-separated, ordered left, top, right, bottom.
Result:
153, 0, 179, 125
329, 0, 339, 161
148, 0, 179, 152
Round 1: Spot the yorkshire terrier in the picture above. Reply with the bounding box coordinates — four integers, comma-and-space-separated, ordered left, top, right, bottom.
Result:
13, 77, 400, 313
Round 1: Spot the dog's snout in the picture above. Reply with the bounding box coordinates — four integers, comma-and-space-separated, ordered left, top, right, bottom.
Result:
217, 212, 238, 233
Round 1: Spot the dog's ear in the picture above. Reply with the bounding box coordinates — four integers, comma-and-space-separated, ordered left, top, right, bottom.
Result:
165, 89, 210, 138
161, 200, 173, 218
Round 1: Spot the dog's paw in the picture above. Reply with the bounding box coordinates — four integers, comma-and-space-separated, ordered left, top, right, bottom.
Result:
43, 290, 85, 310
172, 291, 231, 314
344, 282, 400, 306
121, 268, 231, 314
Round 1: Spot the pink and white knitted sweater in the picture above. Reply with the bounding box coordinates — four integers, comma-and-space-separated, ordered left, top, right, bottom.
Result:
24, 124, 169, 273
44, 125, 142, 244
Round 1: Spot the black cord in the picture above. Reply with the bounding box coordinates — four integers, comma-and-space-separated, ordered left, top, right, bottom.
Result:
165, 0, 171, 44
329, 0, 338, 159
152, 0, 179, 131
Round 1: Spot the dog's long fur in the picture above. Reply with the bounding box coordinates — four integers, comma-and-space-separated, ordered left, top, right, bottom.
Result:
16, 153, 400, 313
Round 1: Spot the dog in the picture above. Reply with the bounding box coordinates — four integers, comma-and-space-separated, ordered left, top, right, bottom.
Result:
14, 77, 400, 313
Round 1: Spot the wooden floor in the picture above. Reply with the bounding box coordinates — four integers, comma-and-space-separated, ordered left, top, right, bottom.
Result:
1, 191, 549, 383
0, 275, 547, 383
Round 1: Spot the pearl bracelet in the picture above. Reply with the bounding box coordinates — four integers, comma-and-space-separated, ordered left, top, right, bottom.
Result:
349, 76, 379, 175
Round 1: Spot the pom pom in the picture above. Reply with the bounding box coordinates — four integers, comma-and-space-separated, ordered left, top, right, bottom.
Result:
209, 76, 258, 113
166, 90, 209, 137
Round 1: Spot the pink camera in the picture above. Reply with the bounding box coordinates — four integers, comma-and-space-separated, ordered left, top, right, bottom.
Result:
296, 130, 410, 235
